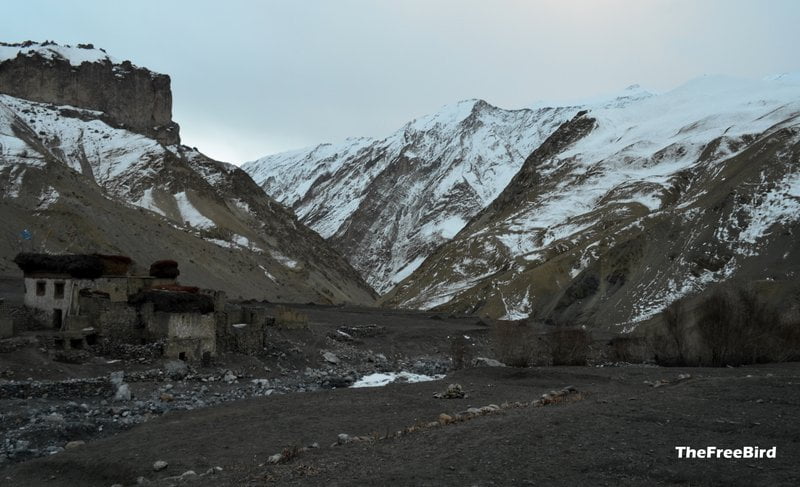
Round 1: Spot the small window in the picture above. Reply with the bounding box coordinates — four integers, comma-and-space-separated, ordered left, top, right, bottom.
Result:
36, 281, 46, 296
54, 282, 65, 299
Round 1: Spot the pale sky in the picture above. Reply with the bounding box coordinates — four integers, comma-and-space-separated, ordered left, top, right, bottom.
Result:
3, 0, 799, 164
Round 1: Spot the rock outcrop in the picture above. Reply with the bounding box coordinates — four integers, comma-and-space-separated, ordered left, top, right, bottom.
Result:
0, 41, 178, 145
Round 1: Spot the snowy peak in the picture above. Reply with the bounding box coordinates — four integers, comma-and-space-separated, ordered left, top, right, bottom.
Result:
245, 98, 577, 293
247, 71, 800, 329
383, 73, 800, 328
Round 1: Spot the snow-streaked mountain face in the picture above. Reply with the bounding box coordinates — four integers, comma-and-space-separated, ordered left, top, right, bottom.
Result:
245, 100, 581, 292
0, 45, 376, 306
383, 74, 800, 329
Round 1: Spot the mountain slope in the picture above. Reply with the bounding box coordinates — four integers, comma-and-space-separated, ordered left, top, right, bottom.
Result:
244, 99, 594, 293
382, 75, 800, 328
0, 41, 376, 305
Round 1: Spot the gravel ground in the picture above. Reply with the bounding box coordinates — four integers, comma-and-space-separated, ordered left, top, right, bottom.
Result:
2, 363, 798, 486
1, 304, 798, 486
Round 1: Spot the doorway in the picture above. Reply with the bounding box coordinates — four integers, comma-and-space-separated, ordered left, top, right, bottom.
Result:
53, 309, 63, 330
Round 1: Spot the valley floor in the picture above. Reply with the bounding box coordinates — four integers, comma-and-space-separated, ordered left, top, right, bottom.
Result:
2, 361, 798, 486
0, 293, 798, 486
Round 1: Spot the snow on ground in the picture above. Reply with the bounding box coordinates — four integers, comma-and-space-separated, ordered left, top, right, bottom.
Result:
0, 94, 165, 184
0, 42, 116, 66
36, 186, 59, 210
174, 192, 215, 229
500, 287, 532, 320
270, 251, 300, 270
131, 189, 165, 217
717, 169, 800, 255
392, 256, 427, 286
258, 265, 277, 283
351, 372, 445, 388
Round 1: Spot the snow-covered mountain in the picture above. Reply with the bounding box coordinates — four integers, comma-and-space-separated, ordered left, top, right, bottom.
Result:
0, 41, 376, 305
248, 73, 800, 328
384, 74, 800, 328
244, 99, 591, 292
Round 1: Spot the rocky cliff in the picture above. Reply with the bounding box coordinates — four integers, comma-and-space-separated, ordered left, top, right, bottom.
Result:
0, 41, 376, 305
0, 41, 178, 145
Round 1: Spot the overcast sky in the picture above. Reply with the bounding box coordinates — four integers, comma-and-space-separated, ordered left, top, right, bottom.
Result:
3, 0, 799, 164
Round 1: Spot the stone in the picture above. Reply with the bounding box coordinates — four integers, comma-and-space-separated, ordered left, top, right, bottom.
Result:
64, 441, 85, 449
109, 371, 125, 386
267, 453, 283, 464
159, 393, 174, 402
113, 384, 131, 402
180, 470, 197, 479
152, 460, 168, 471
164, 361, 189, 380
43, 413, 65, 423
472, 357, 505, 367
337, 433, 351, 445
323, 352, 339, 364
438, 383, 465, 399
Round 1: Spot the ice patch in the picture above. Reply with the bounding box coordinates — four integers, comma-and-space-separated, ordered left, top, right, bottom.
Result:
351, 372, 445, 388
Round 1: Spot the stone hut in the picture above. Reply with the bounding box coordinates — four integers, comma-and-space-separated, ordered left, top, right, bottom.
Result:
13, 253, 272, 361
13, 253, 159, 330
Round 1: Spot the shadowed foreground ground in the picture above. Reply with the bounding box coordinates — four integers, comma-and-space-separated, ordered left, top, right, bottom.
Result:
2, 363, 798, 486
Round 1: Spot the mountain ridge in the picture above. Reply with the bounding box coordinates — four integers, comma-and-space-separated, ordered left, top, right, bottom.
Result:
249, 72, 800, 328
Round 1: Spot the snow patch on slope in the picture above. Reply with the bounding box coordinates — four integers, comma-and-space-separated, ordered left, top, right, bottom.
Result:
174, 192, 214, 229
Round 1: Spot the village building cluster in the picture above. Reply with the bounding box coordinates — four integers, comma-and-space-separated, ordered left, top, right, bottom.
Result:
10, 253, 273, 361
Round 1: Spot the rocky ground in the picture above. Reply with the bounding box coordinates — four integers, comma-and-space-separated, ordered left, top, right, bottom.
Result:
1, 304, 799, 486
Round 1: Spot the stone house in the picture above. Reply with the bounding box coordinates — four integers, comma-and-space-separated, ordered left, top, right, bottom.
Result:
14, 253, 164, 330
12, 253, 272, 361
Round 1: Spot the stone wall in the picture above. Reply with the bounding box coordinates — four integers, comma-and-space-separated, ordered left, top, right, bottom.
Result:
0, 53, 179, 145
23, 277, 72, 328
145, 311, 216, 361
0, 377, 114, 399
74, 295, 141, 343
216, 304, 273, 355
